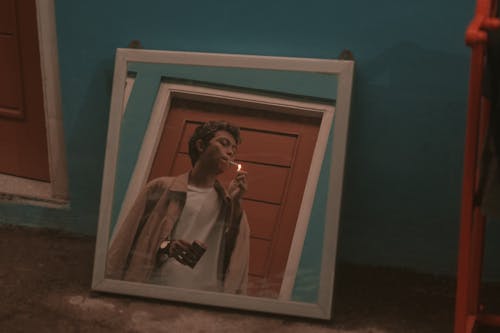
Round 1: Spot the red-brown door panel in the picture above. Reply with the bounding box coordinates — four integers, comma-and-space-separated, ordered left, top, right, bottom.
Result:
244, 200, 280, 240
0, 36, 23, 115
0, 0, 15, 33
249, 238, 271, 277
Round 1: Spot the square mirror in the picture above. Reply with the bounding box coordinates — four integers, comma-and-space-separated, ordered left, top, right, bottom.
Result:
92, 48, 354, 319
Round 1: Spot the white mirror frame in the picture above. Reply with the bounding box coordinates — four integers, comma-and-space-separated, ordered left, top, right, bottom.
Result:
92, 48, 354, 320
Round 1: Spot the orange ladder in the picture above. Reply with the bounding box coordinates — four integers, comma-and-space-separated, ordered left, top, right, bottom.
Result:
455, 0, 500, 332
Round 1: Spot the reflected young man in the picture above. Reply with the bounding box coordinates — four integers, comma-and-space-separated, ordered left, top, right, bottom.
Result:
106, 121, 249, 294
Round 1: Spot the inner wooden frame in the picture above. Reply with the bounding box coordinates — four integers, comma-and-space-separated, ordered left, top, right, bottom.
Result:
93, 48, 354, 320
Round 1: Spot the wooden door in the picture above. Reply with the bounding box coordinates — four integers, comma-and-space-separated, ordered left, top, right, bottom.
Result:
149, 97, 320, 297
0, 0, 49, 181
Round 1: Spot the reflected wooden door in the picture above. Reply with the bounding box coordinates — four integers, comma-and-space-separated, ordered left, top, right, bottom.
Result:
0, 0, 49, 181
149, 97, 320, 297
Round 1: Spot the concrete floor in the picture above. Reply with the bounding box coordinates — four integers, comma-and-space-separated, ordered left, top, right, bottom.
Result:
1, 225, 498, 333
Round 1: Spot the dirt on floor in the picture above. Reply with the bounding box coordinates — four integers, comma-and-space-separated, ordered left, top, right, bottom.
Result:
0, 224, 498, 333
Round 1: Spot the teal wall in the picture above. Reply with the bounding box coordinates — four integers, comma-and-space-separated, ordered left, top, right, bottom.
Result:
0, 0, 485, 278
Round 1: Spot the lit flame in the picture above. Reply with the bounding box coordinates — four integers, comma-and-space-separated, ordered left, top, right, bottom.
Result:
229, 160, 242, 172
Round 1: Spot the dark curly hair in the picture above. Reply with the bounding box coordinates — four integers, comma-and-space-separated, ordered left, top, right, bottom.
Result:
188, 121, 241, 166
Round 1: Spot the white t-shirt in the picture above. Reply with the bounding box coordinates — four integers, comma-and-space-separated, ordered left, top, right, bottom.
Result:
150, 184, 224, 291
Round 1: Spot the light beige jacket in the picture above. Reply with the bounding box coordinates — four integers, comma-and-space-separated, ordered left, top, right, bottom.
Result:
106, 172, 250, 294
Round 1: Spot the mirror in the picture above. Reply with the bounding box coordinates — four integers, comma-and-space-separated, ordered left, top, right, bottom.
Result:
92, 49, 354, 319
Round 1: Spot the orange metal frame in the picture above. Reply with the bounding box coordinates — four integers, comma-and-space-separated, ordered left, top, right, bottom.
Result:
455, 0, 500, 332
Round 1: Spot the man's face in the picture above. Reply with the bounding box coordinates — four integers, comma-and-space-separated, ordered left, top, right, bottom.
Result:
198, 130, 238, 174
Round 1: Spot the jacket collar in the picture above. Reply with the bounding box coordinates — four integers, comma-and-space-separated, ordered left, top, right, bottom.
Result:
169, 172, 189, 192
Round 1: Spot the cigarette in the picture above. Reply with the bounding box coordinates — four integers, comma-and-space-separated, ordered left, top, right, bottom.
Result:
229, 160, 242, 172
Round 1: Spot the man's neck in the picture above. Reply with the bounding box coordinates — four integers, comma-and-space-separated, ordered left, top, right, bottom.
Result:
188, 164, 217, 189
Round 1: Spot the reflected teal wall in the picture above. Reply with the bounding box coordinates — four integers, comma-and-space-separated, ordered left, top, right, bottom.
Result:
0, 0, 485, 279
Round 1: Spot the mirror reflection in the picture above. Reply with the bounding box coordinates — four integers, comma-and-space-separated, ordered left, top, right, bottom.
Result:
108, 94, 324, 298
